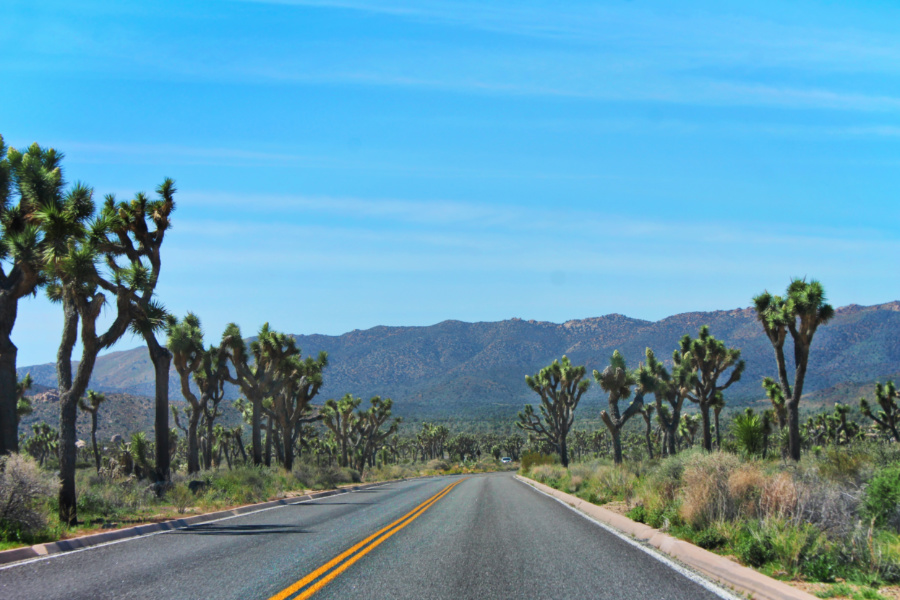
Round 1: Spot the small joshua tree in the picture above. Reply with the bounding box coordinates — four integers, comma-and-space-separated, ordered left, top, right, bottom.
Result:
78, 390, 106, 473
517, 356, 589, 468
860, 381, 900, 443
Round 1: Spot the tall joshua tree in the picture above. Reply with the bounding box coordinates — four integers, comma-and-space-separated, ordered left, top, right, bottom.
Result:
222, 323, 284, 465
264, 339, 328, 471
594, 351, 642, 465
322, 394, 361, 468
517, 356, 588, 468
860, 381, 900, 442
42, 174, 147, 524
0, 140, 59, 454
674, 326, 744, 452
78, 390, 106, 473
643, 348, 688, 456
753, 278, 834, 460
168, 313, 230, 474
353, 397, 401, 471
98, 181, 176, 482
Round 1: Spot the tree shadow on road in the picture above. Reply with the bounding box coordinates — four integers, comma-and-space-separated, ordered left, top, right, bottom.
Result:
175, 524, 310, 536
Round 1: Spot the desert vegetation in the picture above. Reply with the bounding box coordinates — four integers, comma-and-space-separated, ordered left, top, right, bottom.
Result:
516, 279, 900, 596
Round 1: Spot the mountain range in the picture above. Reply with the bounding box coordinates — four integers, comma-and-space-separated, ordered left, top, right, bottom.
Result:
19, 301, 900, 429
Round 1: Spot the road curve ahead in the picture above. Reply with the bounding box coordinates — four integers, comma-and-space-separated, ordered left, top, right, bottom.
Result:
0, 473, 735, 600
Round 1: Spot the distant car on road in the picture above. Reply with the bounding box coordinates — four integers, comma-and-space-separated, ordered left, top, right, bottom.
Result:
501, 457, 512, 464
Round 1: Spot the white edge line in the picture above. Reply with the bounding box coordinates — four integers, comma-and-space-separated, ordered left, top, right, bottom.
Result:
515, 477, 745, 600
0, 479, 405, 572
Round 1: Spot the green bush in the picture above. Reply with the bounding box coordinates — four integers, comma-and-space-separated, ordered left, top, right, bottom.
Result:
803, 551, 840, 583
863, 466, 900, 530
733, 524, 775, 567
626, 504, 647, 523
520, 452, 557, 472
692, 527, 728, 550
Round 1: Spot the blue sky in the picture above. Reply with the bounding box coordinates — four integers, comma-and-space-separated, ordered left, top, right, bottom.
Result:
2, 0, 899, 365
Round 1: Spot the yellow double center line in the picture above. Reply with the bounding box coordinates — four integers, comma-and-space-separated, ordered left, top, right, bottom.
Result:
268, 478, 466, 600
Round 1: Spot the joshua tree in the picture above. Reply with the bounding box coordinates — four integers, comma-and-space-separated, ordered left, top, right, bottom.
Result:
352, 397, 400, 471
23, 422, 58, 467
44, 181, 149, 525
78, 390, 106, 473
98, 181, 176, 482
679, 413, 701, 448
711, 393, 725, 450
860, 381, 900, 442
264, 341, 328, 471
517, 356, 589, 467
221, 323, 285, 465
674, 326, 745, 452
643, 348, 688, 456
503, 434, 524, 461
762, 377, 788, 430
322, 394, 361, 468
168, 314, 230, 473
0, 139, 59, 455
639, 403, 656, 459
448, 432, 480, 463
594, 351, 641, 465
753, 279, 834, 460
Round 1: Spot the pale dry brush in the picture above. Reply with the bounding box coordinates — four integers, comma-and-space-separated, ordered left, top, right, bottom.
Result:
0, 453, 57, 534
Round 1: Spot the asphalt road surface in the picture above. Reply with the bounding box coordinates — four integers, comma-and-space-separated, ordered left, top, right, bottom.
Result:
0, 472, 737, 600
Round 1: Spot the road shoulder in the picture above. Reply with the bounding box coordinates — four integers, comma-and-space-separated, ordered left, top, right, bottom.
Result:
515, 474, 817, 600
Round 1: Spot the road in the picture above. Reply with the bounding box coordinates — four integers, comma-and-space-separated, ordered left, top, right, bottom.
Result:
0, 472, 735, 600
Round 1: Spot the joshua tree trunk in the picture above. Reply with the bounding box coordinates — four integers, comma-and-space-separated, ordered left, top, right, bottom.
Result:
0, 303, 18, 455
610, 428, 623, 465
558, 436, 569, 468
144, 335, 171, 483
700, 404, 713, 452
204, 415, 215, 469
787, 347, 809, 461
282, 430, 294, 471
187, 415, 200, 474
264, 416, 273, 467
714, 410, 722, 450
91, 411, 100, 473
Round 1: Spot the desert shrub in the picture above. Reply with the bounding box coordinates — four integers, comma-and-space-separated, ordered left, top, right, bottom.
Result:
692, 527, 728, 550
727, 464, 766, 520
760, 471, 799, 520
816, 446, 872, 486
863, 466, 900, 531
168, 484, 193, 514
643, 451, 691, 503
679, 451, 742, 529
315, 465, 354, 489
0, 454, 55, 539
762, 518, 824, 575
426, 459, 451, 472
520, 452, 557, 472
293, 463, 317, 489
627, 504, 647, 523
794, 472, 863, 538
364, 463, 418, 482
529, 464, 566, 487
733, 522, 776, 567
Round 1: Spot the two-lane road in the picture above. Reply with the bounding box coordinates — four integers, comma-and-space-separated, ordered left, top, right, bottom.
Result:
0, 473, 735, 599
